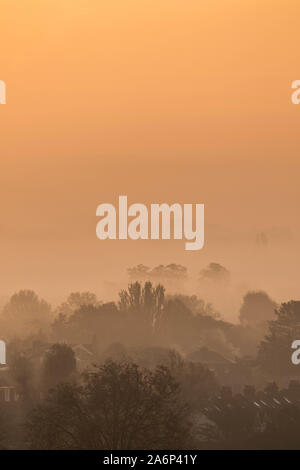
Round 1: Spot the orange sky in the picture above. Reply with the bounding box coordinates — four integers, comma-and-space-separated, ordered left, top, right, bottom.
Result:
0, 1, 300, 314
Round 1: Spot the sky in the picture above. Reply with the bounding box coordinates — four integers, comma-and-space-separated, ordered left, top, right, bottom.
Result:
0, 0, 300, 317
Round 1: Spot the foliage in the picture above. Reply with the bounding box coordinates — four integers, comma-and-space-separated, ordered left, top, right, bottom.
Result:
1, 290, 52, 338
258, 301, 300, 375
27, 361, 190, 450
42, 343, 77, 390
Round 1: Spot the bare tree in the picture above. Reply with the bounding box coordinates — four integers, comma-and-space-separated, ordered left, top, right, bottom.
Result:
27, 361, 189, 450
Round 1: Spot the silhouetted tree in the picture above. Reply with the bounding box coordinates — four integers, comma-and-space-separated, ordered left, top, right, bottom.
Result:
167, 294, 218, 318
128, 264, 187, 282
27, 361, 189, 449
56, 292, 101, 317
258, 301, 300, 376
199, 263, 230, 283
239, 291, 277, 329
52, 302, 120, 345
1, 290, 52, 338
128, 264, 187, 293
42, 343, 77, 390
119, 281, 165, 332
10, 353, 35, 403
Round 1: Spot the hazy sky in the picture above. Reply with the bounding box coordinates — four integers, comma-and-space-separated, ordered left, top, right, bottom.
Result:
0, 1, 300, 314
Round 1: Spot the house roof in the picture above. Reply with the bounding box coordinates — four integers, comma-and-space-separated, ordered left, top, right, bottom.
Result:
187, 347, 234, 365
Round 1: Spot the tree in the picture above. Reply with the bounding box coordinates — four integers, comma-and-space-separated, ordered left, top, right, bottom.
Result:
199, 263, 230, 283
127, 264, 187, 292
167, 294, 218, 318
10, 353, 35, 403
51, 302, 120, 345
42, 343, 77, 390
55, 292, 101, 318
258, 301, 300, 376
27, 361, 189, 449
173, 361, 219, 410
1, 290, 52, 338
128, 264, 187, 282
119, 281, 165, 332
239, 291, 277, 329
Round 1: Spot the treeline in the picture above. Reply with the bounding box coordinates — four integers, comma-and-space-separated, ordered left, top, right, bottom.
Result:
0, 283, 274, 360
0, 279, 300, 449
1, 281, 299, 377
2, 355, 300, 449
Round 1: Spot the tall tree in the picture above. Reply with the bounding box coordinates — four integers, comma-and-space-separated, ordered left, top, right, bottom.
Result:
119, 281, 165, 332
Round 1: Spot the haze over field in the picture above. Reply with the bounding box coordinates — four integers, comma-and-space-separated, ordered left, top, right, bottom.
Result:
0, 0, 300, 319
